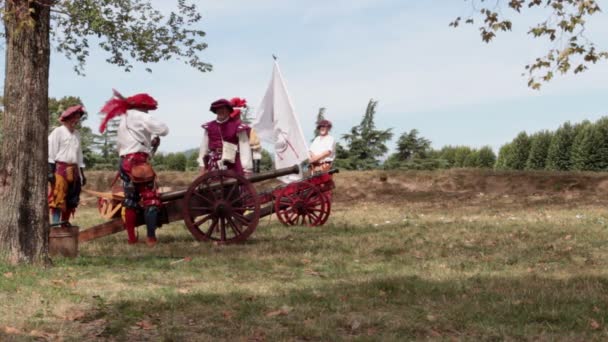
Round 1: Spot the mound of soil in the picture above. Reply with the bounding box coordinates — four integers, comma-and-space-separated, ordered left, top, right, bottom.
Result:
83, 169, 608, 208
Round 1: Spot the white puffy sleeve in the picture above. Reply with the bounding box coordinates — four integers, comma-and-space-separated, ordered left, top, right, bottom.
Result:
48, 128, 59, 163
197, 129, 209, 168
238, 131, 253, 172
142, 115, 169, 137
77, 136, 85, 168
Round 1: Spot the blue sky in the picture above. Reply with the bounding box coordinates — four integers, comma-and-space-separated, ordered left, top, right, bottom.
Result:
21, 0, 608, 153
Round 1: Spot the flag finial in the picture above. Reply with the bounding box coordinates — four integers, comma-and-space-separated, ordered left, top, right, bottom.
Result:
272, 54, 278, 61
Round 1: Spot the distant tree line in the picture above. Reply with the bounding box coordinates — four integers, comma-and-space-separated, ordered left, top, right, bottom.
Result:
8, 96, 603, 173
333, 99, 497, 170
496, 118, 608, 172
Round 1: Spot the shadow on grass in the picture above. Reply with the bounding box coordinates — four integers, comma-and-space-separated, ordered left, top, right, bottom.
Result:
57, 274, 608, 341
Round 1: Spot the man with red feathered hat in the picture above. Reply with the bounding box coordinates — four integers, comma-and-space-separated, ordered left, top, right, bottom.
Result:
197, 97, 253, 175
48, 105, 87, 224
99, 89, 169, 246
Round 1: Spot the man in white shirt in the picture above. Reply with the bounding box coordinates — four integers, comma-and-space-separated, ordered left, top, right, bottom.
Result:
99, 90, 169, 246
48, 105, 87, 225
308, 119, 336, 174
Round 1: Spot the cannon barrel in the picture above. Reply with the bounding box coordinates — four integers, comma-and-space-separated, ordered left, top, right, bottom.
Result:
160, 164, 300, 202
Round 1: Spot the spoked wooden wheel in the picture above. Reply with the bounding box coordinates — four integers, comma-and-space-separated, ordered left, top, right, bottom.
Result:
274, 181, 331, 226
183, 170, 260, 244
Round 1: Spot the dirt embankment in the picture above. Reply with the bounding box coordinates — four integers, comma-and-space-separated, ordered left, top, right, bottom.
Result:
83, 169, 608, 208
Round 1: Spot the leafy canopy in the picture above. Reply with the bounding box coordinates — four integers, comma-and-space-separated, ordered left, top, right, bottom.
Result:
451, 0, 607, 89
41, 0, 211, 74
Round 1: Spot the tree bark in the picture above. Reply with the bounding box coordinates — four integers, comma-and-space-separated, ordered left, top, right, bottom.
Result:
0, 1, 51, 264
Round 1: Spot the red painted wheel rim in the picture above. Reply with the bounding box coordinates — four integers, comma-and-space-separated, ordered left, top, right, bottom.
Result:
183, 170, 260, 244
274, 181, 330, 226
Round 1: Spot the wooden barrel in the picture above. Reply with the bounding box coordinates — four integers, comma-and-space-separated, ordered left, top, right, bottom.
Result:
49, 225, 79, 258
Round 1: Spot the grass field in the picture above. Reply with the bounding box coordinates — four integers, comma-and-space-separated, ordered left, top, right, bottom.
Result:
2, 171, 608, 341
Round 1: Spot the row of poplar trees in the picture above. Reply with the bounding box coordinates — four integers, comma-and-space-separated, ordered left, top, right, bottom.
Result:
496, 118, 608, 171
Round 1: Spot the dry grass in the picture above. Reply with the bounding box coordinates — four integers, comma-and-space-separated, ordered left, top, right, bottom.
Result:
2, 170, 608, 341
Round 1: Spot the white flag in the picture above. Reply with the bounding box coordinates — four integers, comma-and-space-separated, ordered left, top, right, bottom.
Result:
253, 61, 309, 182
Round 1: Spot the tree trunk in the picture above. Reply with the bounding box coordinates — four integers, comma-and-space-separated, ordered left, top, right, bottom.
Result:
0, 1, 51, 264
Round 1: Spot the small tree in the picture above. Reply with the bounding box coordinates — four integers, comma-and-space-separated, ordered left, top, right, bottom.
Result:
395, 129, 432, 161
546, 122, 575, 171
339, 99, 393, 170
165, 153, 187, 171
463, 150, 480, 168
525, 131, 553, 170
571, 118, 608, 171
477, 146, 497, 168
495, 143, 513, 170
260, 149, 274, 172
509, 132, 531, 170
453, 146, 472, 168
439, 146, 457, 168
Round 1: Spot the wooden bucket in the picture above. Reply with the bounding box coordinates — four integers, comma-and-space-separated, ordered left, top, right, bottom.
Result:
49, 225, 79, 258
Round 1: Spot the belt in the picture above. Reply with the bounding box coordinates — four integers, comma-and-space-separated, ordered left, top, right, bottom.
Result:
55, 161, 78, 167
207, 149, 239, 155
313, 161, 332, 166
122, 152, 149, 160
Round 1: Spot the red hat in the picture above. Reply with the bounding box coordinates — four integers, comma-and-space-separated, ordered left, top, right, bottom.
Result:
59, 105, 86, 122
99, 89, 158, 133
317, 119, 332, 129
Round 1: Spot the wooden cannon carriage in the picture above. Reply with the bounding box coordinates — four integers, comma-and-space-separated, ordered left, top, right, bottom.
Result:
80, 165, 337, 244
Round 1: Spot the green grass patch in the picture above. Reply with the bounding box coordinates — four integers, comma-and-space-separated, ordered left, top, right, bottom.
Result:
2, 205, 608, 340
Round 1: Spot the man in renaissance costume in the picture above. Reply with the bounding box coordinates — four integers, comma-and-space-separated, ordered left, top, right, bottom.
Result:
48, 105, 87, 224
99, 90, 169, 246
197, 97, 253, 176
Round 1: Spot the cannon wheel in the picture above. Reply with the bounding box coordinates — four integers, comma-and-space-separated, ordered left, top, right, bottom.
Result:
274, 181, 331, 226
183, 170, 260, 244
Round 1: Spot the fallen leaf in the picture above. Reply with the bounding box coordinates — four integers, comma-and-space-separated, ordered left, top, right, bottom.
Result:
177, 288, 190, 294
135, 320, 155, 330
350, 319, 361, 331
593, 306, 600, 313
301, 258, 312, 264
426, 314, 437, 322
590, 319, 601, 330
30, 330, 56, 339
265, 305, 291, 317
51, 279, 66, 286
564, 235, 572, 240
222, 310, 234, 320
248, 329, 266, 342
170, 256, 193, 265
3, 326, 21, 334
366, 327, 378, 336
63, 310, 86, 321
305, 269, 322, 277
3, 272, 13, 278
428, 329, 442, 337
